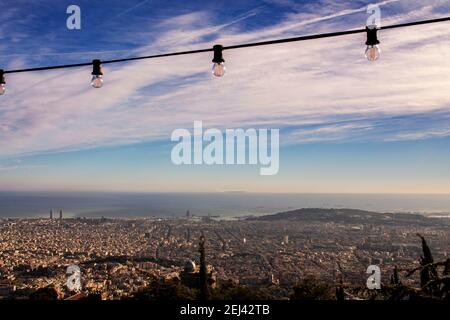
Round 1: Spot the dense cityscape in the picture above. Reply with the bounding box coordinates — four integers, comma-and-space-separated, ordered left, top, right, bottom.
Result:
1, 208, 449, 300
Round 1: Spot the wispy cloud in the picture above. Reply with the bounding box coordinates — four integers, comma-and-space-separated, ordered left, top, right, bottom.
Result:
0, 162, 46, 171
0, 0, 450, 159
115, 0, 153, 18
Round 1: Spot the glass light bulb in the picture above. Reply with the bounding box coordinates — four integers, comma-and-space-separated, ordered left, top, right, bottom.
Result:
0, 84, 5, 95
91, 75, 103, 88
212, 62, 226, 77
365, 45, 380, 61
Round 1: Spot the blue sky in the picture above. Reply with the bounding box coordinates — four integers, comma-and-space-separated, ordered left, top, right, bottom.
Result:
0, 0, 450, 193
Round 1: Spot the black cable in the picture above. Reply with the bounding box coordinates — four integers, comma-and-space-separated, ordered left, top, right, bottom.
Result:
3, 16, 450, 74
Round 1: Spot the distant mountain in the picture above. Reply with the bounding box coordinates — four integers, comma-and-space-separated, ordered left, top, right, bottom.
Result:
249, 208, 440, 226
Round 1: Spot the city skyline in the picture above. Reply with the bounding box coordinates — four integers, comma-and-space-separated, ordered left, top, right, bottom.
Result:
1, 0, 450, 193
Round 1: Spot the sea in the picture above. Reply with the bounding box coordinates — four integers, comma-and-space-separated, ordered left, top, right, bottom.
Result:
0, 192, 450, 219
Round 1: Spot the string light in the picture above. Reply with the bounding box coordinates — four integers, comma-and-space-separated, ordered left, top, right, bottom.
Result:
365, 25, 381, 61
212, 45, 226, 77
0, 70, 5, 95
91, 59, 104, 88
0, 16, 449, 96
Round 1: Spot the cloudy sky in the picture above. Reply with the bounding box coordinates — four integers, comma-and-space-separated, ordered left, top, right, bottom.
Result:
0, 0, 450, 193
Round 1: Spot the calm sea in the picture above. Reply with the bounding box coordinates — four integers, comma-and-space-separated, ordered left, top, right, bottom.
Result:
0, 192, 450, 218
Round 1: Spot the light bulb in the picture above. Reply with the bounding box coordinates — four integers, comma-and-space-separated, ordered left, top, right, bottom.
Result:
211, 45, 226, 77
91, 75, 103, 88
365, 45, 381, 61
212, 62, 226, 77
365, 26, 380, 62
91, 59, 104, 88
0, 69, 5, 95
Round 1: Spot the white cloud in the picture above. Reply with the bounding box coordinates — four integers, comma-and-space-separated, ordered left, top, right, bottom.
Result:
0, 0, 450, 158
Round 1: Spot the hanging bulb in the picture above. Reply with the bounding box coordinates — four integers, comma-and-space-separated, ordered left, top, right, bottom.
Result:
212, 62, 226, 77
91, 59, 104, 88
212, 45, 225, 77
0, 70, 5, 95
365, 26, 380, 61
91, 75, 103, 88
365, 45, 381, 61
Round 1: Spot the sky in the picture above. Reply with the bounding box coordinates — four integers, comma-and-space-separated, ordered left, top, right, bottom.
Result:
0, 0, 450, 194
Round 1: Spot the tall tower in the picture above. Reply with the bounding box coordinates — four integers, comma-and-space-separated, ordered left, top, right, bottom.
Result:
186, 210, 190, 219
59, 210, 63, 220
198, 233, 210, 300
186, 228, 191, 242
50, 210, 53, 220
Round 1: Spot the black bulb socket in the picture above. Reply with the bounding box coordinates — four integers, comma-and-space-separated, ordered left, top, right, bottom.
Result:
365, 26, 380, 46
92, 60, 103, 76
212, 45, 225, 63
0, 69, 5, 84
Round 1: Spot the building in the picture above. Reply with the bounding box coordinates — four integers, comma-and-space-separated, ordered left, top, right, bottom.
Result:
186, 228, 191, 242
180, 260, 217, 289
0, 279, 15, 300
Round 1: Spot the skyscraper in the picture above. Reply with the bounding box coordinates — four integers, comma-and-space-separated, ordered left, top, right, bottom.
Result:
50, 210, 53, 220
59, 210, 63, 220
186, 228, 191, 242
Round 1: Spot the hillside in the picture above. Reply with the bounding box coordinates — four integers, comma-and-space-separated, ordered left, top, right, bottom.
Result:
249, 208, 440, 226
